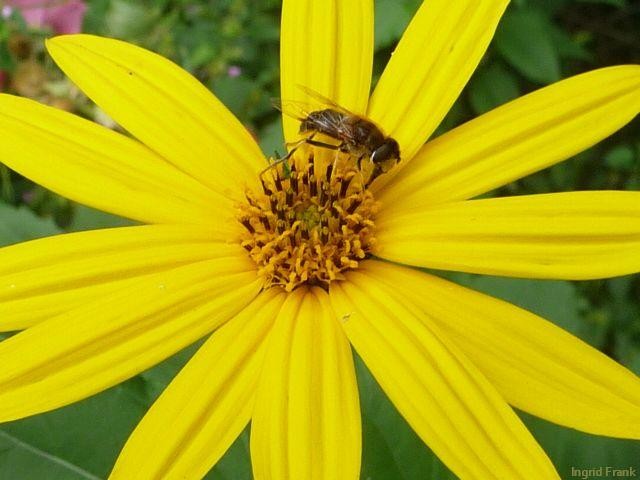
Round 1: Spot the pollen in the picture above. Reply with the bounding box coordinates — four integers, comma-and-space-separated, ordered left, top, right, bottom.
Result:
237, 148, 379, 292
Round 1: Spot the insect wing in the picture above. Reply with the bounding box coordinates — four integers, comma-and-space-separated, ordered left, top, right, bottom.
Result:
309, 109, 351, 137
270, 98, 314, 122
296, 85, 356, 116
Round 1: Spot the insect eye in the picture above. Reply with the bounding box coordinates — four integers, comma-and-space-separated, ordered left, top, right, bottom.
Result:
371, 147, 385, 163
384, 140, 400, 158
372, 141, 400, 164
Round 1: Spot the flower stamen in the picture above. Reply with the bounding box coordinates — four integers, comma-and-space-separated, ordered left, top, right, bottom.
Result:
238, 149, 379, 292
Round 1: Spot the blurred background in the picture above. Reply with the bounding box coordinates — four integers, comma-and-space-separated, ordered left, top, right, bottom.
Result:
0, 0, 638, 478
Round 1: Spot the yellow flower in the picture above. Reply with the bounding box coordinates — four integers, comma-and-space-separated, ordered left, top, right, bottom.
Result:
0, 0, 639, 479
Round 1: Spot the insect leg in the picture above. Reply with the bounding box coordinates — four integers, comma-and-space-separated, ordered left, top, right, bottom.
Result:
260, 146, 298, 181
304, 139, 341, 151
285, 131, 317, 149
285, 138, 308, 149
366, 163, 384, 187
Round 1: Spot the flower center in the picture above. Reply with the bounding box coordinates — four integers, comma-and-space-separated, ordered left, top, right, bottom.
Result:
238, 147, 379, 292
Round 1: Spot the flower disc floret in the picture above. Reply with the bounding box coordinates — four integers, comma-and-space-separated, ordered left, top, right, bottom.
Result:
238, 149, 379, 292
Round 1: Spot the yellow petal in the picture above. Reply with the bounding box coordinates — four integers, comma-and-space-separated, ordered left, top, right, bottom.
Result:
360, 260, 640, 439
0, 225, 235, 331
0, 94, 233, 224
331, 272, 559, 480
110, 289, 285, 480
377, 66, 640, 205
46, 35, 264, 198
376, 191, 640, 279
251, 287, 361, 480
0, 257, 261, 422
280, 0, 373, 142
368, 0, 508, 161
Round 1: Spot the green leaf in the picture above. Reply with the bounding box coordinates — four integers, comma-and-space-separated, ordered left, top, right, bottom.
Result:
259, 117, 284, 159
66, 205, 136, 232
451, 274, 608, 348
0, 381, 149, 479
135, 340, 254, 480
204, 428, 252, 480
0, 202, 60, 247
354, 273, 639, 479
135, 340, 253, 479
0, 166, 15, 203
615, 327, 640, 376
522, 412, 640, 478
494, 8, 561, 84
0, 430, 101, 480
356, 355, 457, 480
82, 0, 112, 35
604, 145, 636, 171
211, 76, 258, 122
549, 27, 592, 62
105, 0, 156, 39
577, 0, 627, 7
138, 341, 201, 401
526, 0, 571, 13
0, 340, 255, 480
468, 62, 521, 114
0, 41, 15, 71
373, 0, 414, 50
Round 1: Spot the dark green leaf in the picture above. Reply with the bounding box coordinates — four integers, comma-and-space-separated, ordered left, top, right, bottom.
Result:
468, 62, 521, 114
259, 117, 284, 159
356, 355, 457, 480
66, 205, 136, 232
204, 429, 252, 480
0, 202, 60, 247
604, 145, 636, 171
494, 8, 561, 84
211, 76, 258, 122
373, 0, 413, 50
522, 412, 640, 478
104, 0, 156, 38
451, 274, 608, 348
577, 0, 627, 7
0, 381, 149, 479
138, 341, 201, 401
0, 430, 101, 480
527, 0, 572, 13
550, 27, 593, 61
0, 41, 15, 71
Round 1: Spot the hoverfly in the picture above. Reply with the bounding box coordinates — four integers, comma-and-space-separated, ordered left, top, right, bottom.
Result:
269, 87, 400, 183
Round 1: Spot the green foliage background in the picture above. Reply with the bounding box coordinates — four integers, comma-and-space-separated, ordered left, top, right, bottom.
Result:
0, 0, 639, 479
